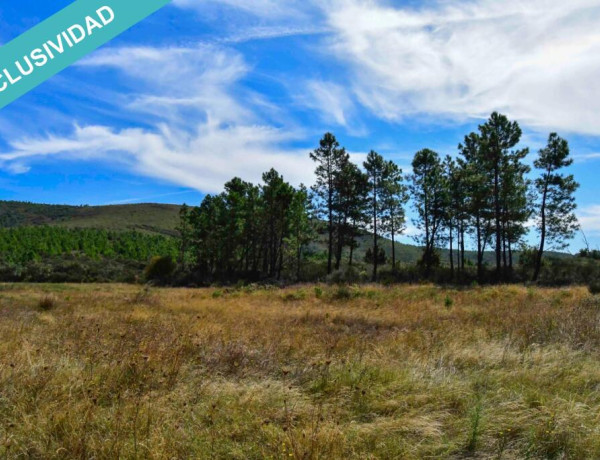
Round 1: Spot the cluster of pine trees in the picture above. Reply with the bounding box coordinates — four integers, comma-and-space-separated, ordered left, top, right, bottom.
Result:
180, 112, 580, 284
177, 172, 313, 282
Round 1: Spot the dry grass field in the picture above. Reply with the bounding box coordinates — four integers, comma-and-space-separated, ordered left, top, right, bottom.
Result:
1, 283, 600, 459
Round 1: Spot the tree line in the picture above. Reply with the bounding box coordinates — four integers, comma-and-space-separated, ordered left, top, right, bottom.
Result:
178, 112, 581, 284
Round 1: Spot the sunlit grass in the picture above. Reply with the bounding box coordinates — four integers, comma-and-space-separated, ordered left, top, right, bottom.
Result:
1, 283, 599, 458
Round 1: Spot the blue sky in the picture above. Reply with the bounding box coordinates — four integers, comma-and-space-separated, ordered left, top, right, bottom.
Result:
1, 0, 600, 250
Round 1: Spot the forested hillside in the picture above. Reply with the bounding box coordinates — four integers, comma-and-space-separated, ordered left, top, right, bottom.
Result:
0, 201, 181, 235
0, 227, 178, 283
0, 227, 178, 264
0, 202, 181, 282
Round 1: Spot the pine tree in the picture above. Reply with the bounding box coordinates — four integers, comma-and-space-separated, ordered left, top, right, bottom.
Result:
176, 204, 192, 269
310, 133, 349, 274
478, 113, 525, 278
443, 156, 463, 278
532, 133, 580, 281
333, 158, 369, 270
286, 184, 314, 281
364, 151, 389, 281
381, 160, 408, 272
458, 134, 494, 280
410, 149, 446, 277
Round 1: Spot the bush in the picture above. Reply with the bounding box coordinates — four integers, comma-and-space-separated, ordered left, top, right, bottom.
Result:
444, 295, 454, 309
38, 294, 58, 311
364, 247, 387, 265
282, 289, 307, 302
327, 266, 364, 285
519, 245, 539, 277
333, 285, 352, 300
538, 258, 600, 287
589, 281, 600, 295
144, 256, 176, 284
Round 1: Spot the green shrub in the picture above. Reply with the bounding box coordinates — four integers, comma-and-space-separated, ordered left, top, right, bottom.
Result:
144, 256, 176, 283
327, 266, 362, 285
589, 281, 600, 295
333, 285, 352, 300
444, 295, 454, 309
282, 289, 307, 302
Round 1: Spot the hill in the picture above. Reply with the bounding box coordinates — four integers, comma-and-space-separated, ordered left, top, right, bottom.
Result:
0, 201, 182, 236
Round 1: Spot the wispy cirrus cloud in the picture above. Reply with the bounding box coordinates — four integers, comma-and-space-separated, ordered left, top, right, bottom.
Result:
0, 44, 314, 192
172, 0, 600, 138
319, 0, 600, 135
171, 0, 327, 42
578, 205, 600, 237
574, 152, 600, 162
172, 0, 307, 19
0, 123, 311, 193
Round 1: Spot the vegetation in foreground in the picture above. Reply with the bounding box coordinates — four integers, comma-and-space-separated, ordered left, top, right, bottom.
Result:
1, 283, 600, 459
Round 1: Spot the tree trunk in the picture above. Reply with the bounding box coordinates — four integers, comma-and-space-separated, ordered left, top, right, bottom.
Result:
476, 213, 483, 281
335, 215, 348, 271
460, 221, 466, 271
391, 215, 396, 272
502, 220, 508, 279
508, 236, 513, 273
533, 177, 550, 282
349, 219, 356, 266
449, 225, 454, 279
494, 164, 502, 277
372, 186, 378, 282
327, 167, 334, 275
296, 228, 302, 281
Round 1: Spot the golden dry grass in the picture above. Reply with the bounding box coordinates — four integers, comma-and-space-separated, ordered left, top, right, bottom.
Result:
1, 283, 600, 459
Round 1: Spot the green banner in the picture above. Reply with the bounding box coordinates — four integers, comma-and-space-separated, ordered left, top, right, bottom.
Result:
0, 0, 171, 109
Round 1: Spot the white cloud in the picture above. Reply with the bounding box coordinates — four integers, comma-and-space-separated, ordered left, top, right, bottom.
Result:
0, 44, 314, 192
170, 0, 600, 136
574, 152, 600, 162
578, 205, 600, 236
171, 0, 327, 43
221, 25, 328, 44
320, 0, 600, 135
298, 80, 356, 128
78, 45, 253, 125
0, 123, 312, 193
172, 0, 304, 18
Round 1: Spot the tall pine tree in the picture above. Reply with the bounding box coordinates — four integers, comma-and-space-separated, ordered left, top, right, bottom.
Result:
310, 133, 349, 274
533, 133, 579, 281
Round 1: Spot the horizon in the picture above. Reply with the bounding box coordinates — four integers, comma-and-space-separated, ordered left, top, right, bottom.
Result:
1, 1, 599, 251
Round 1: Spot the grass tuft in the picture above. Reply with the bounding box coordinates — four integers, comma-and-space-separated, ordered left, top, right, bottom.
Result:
37, 294, 58, 311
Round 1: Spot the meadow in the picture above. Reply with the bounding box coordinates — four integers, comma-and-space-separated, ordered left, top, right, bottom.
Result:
1, 283, 600, 459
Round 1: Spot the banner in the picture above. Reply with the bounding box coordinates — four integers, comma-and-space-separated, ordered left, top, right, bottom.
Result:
0, 0, 171, 109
